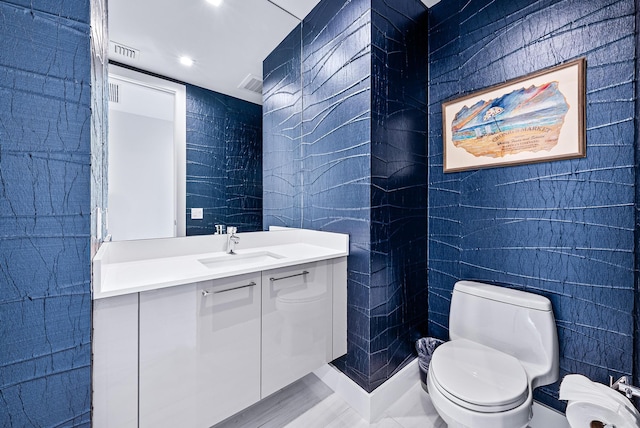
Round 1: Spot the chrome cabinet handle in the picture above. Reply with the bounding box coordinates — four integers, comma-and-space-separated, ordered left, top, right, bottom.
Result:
202, 281, 256, 296
269, 271, 309, 282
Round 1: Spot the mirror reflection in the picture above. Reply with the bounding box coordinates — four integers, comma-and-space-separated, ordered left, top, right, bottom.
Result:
107, 0, 311, 241
107, 66, 186, 241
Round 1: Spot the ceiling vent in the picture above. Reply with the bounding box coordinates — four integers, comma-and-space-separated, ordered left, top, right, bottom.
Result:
110, 41, 140, 61
238, 74, 263, 94
109, 82, 119, 103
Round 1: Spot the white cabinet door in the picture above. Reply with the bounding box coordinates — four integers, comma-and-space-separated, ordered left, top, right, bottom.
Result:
139, 283, 197, 428
139, 274, 261, 428
93, 293, 139, 428
196, 274, 261, 425
261, 261, 333, 397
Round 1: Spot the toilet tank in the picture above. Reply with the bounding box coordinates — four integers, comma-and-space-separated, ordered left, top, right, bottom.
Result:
449, 281, 559, 389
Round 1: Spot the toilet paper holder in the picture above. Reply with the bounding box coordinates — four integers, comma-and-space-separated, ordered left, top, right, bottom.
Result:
610, 375, 640, 400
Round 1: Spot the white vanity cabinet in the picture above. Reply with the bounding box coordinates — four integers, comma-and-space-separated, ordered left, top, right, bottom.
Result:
92, 227, 349, 428
138, 273, 261, 428
261, 261, 333, 397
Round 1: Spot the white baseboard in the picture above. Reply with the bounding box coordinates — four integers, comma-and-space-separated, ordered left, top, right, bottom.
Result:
314, 359, 569, 427
313, 359, 421, 422
531, 401, 570, 428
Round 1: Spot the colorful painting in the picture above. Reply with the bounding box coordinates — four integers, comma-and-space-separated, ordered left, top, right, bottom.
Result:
443, 59, 585, 172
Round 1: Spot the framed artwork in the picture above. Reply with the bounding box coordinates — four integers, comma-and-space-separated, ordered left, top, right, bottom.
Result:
442, 58, 586, 172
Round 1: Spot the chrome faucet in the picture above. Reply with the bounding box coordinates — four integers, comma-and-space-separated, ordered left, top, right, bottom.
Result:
226, 226, 239, 254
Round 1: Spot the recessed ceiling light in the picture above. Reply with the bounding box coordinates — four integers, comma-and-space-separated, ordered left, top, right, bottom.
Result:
206, 0, 222, 6
179, 56, 194, 67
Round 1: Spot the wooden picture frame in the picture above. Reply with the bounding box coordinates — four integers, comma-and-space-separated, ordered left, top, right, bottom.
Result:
443, 58, 586, 173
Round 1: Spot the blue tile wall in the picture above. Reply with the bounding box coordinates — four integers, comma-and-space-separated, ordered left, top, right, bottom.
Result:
186, 85, 262, 235
301, 0, 374, 390
367, 0, 429, 389
225, 96, 263, 230
0, 1, 92, 426
636, 0, 640, 397
263, 0, 428, 392
428, 0, 637, 411
263, 25, 303, 229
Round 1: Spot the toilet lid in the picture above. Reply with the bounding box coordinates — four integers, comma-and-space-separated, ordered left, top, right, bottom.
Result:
430, 339, 529, 413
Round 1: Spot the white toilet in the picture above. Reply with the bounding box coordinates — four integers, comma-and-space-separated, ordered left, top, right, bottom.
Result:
427, 280, 559, 428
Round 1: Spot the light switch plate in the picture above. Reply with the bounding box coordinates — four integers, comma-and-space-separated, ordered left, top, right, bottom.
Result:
191, 208, 203, 220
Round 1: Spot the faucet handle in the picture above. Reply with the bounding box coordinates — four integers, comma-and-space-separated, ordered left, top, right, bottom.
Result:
228, 226, 237, 235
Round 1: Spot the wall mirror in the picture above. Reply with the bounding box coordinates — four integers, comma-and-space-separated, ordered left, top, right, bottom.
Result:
105, 0, 316, 241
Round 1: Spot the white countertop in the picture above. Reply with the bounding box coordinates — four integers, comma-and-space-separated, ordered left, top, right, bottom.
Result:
93, 229, 349, 299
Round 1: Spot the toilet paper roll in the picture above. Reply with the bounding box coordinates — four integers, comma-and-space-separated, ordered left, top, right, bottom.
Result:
566, 401, 637, 428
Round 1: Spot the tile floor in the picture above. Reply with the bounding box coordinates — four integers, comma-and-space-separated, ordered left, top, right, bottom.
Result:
214, 372, 570, 428
214, 373, 446, 428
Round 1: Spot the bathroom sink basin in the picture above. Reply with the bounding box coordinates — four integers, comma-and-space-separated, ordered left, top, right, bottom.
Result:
198, 251, 284, 270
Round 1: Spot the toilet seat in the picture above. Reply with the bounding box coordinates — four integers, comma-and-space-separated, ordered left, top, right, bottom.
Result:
430, 339, 529, 413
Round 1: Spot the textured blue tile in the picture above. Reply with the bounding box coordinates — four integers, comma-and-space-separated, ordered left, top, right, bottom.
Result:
635, 0, 640, 392
428, 0, 637, 412
264, 0, 428, 392
225, 101, 263, 231
186, 84, 262, 235
0, 1, 92, 425
263, 25, 303, 229
0, 3, 91, 81
300, 0, 376, 391
1, 366, 92, 428
4, 0, 90, 22
369, 0, 429, 391
2, 296, 91, 377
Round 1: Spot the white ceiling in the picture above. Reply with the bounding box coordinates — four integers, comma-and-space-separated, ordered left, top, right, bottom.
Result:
108, 0, 440, 105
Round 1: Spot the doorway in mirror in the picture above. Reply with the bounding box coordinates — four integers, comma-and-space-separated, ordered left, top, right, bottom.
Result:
107, 65, 186, 241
